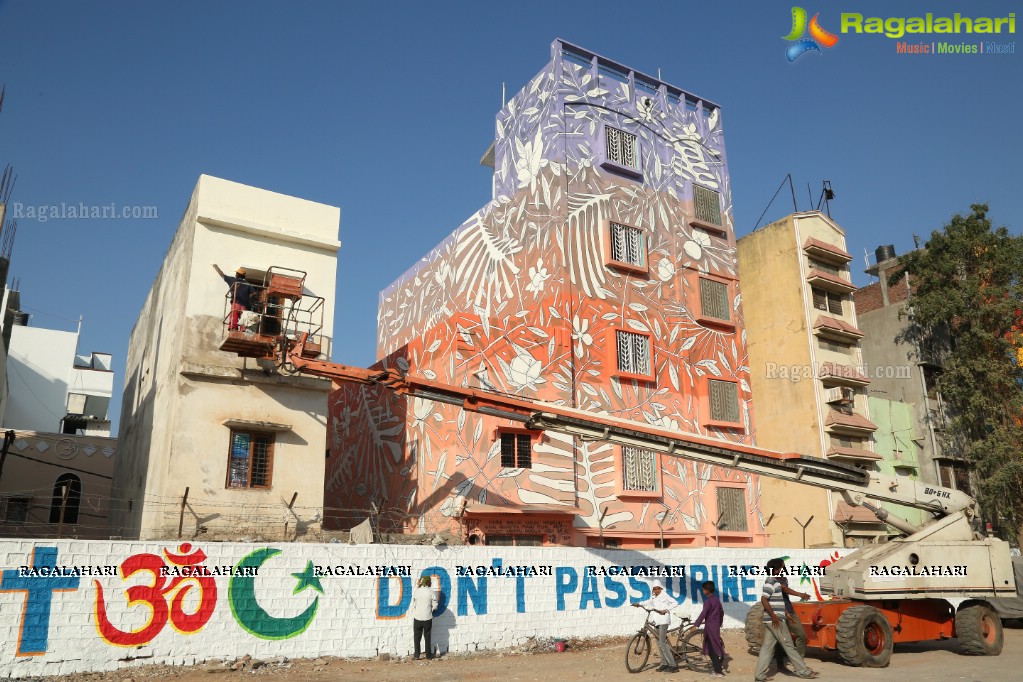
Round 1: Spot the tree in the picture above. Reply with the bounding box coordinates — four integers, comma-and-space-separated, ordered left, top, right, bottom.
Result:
890, 204, 1023, 545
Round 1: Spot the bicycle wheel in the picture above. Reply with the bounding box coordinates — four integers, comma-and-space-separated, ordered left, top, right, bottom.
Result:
680, 628, 713, 673
624, 632, 651, 673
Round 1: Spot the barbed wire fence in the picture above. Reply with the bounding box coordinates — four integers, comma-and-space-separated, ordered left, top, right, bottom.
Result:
0, 481, 471, 546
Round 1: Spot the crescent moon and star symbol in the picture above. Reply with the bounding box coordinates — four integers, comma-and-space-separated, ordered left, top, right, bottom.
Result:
228, 548, 323, 640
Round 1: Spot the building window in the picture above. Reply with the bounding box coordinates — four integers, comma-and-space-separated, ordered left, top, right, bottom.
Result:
486, 535, 543, 547
922, 364, 942, 400
700, 278, 730, 322
811, 286, 844, 315
939, 461, 972, 497
808, 259, 846, 278
1, 497, 30, 524
616, 330, 651, 376
500, 432, 533, 469
708, 379, 740, 423
693, 185, 723, 228
227, 430, 274, 489
831, 435, 867, 449
48, 474, 82, 524
605, 126, 638, 170
716, 487, 748, 532
622, 446, 658, 492
609, 222, 646, 268
818, 338, 852, 354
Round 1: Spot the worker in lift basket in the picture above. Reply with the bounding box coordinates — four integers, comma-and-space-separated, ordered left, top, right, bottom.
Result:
213, 264, 255, 331
755, 558, 819, 680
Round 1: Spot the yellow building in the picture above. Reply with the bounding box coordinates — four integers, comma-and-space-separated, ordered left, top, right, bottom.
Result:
738, 212, 886, 548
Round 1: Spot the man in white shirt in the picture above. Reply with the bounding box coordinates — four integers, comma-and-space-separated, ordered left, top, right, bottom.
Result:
632, 579, 680, 672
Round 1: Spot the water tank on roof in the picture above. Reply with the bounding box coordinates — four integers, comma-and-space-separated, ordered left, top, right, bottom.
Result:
875, 245, 897, 264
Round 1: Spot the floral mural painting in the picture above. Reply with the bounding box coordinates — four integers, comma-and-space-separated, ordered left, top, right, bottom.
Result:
327, 40, 767, 547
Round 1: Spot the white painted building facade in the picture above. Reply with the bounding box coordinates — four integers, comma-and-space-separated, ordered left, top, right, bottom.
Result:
111, 175, 340, 541
3, 321, 114, 436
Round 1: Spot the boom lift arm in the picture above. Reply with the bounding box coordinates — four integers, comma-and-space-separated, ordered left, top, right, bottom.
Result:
285, 334, 973, 534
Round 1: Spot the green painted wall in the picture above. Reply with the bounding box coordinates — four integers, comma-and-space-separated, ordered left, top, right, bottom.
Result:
869, 396, 926, 527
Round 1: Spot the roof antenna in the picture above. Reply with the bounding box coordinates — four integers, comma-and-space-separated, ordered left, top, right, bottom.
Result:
502, 82, 506, 108
657, 67, 662, 80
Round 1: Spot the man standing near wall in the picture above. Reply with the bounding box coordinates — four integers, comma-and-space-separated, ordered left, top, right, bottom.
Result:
632, 579, 680, 673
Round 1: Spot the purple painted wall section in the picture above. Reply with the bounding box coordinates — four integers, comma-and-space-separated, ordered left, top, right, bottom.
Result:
379, 40, 737, 358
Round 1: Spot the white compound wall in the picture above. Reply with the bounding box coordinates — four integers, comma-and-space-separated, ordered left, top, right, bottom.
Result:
0, 540, 848, 678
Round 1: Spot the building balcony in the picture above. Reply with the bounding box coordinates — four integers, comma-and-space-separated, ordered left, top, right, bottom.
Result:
824, 409, 878, 435
819, 362, 871, 387
827, 446, 882, 463
807, 269, 857, 295
813, 315, 864, 344
803, 237, 853, 265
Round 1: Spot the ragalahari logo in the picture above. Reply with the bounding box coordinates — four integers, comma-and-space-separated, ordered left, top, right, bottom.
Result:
783, 7, 840, 61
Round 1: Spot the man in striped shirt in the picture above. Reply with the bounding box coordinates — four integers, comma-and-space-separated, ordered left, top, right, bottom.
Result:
755, 558, 819, 680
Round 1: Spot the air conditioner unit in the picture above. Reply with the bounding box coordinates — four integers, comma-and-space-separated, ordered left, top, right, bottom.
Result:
825, 387, 856, 404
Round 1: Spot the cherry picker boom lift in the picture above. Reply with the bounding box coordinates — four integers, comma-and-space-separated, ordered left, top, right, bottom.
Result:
220, 274, 1016, 667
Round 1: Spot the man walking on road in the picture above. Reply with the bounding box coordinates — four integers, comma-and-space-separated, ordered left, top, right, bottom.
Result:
755, 558, 819, 680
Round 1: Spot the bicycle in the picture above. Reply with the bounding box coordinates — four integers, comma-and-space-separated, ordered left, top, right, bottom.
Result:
625, 606, 713, 673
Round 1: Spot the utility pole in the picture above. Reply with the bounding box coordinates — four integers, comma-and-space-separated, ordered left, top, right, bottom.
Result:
0, 430, 15, 481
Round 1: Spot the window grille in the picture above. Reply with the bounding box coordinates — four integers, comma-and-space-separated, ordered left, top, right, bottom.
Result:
694, 185, 723, 226
827, 292, 844, 315
610, 222, 645, 267
818, 338, 852, 353
500, 433, 532, 469
811, 287, 844, 315
1, 497, 29, 524
227, 430, 274, 489
809, 259, 845, 277
700, 278, 730, 321
616, 330, 651, 375
709, 380, 740, 423
716, 487, 748, 532
605, 126, 637, 169
830, 435, 866, 449
622, 446, 657, 492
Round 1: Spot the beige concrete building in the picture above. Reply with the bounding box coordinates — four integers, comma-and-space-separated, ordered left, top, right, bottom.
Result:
111, 175, 340, 541
738, 212, 885, 548
0, 431, 117, 539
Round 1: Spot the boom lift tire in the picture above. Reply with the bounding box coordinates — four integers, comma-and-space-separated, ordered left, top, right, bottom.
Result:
745, 604, 765, 653
836, 605, 893, 667
744, 604, 807, 656
956, 604, 1004, 655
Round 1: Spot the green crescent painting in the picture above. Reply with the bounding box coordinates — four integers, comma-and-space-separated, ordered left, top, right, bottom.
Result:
228, 548, 323, 640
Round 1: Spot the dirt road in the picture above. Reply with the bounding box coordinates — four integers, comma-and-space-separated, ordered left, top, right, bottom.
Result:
57, 627, 1022, 682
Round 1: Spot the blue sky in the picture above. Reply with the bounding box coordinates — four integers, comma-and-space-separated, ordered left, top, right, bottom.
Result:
0, 0, 1019, 432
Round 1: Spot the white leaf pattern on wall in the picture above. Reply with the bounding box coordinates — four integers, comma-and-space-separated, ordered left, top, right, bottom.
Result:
329, 45, 764, 543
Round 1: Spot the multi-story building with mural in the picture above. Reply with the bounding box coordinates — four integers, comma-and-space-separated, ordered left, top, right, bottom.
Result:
327, 40, 769, 549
